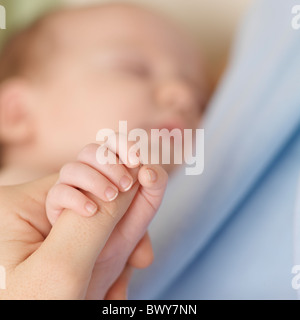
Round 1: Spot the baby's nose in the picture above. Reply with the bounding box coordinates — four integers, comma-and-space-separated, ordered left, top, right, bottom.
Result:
155, 79, 198, 115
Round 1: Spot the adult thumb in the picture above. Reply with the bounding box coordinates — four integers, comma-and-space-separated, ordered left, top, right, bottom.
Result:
14, 182, 139, 299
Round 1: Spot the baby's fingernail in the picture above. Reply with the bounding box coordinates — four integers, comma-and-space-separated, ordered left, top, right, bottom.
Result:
120, 176, 133, 191
147, 168, 157, 182
85, 202, 98, 216
105, 187, 119, 202
128, 151, 140, 166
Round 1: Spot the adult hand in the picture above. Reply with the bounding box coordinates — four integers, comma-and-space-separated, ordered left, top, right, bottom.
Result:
0, 165, 167, 299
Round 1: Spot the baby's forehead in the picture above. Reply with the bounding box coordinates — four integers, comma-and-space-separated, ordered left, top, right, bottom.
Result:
47, 4, 196, 56
30, 4, 202, 83
52, 4, 172, 30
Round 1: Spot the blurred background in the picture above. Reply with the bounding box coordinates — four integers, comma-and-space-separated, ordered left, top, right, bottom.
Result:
0, 0, 252, 87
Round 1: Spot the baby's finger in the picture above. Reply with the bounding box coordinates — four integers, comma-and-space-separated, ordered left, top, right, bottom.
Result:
138, 165, 169, 211
100, 165, 167, 267
98, 133, 142, 169
59, 162, 119, 202
77, 144, 135, 192
46, 184, 98, 225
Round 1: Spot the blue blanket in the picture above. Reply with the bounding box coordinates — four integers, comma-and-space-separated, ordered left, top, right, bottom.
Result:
129, 0, 300, 299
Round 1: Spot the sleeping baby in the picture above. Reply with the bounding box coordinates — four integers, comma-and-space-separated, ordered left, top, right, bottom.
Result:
0, 3, 208, 299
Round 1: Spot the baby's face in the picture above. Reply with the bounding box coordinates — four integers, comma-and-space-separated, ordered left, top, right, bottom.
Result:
32, 5, 206, 172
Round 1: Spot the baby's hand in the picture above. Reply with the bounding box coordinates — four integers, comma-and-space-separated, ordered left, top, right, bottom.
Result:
45, 142, 168, 299
46, 143, 138, 225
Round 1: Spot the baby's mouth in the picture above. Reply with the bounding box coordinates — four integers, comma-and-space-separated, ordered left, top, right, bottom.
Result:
156, 120, 186, 135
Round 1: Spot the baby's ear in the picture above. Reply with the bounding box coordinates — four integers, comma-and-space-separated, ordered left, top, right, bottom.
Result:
0, 78, 34, 145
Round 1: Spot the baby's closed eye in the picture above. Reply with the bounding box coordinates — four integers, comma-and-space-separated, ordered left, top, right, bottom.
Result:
117, 60, 152, 79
